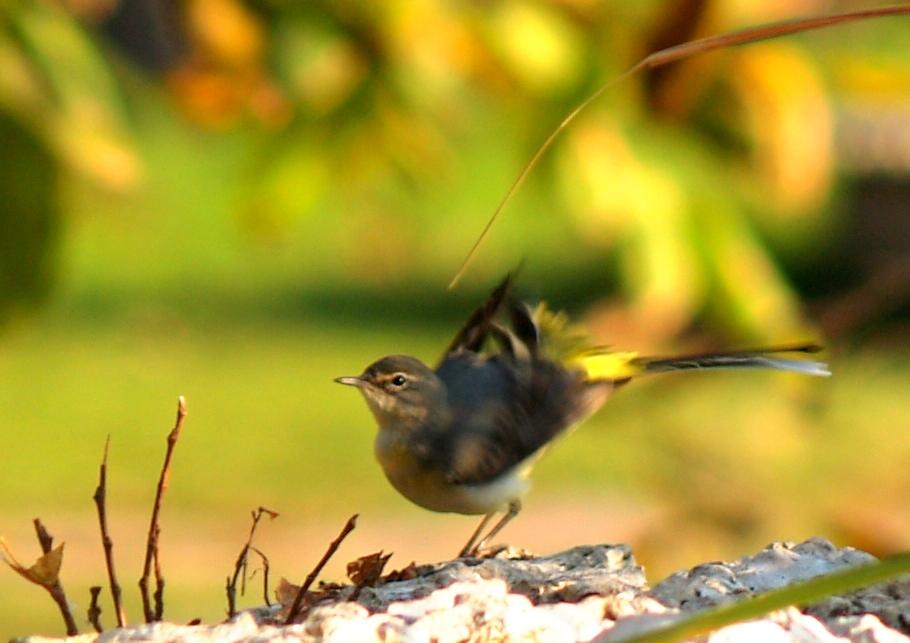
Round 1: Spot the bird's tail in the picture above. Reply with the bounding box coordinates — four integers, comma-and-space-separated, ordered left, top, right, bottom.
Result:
572, 343, 831, 382
459, 283, 831, 382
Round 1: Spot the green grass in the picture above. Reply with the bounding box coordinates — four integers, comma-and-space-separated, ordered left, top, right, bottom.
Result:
0, 316, 431, 513
2, 308, 910, 637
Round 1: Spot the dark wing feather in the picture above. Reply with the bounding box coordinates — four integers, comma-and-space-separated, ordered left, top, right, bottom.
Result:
424, 353, 608, 485
423, 271, 611, 485
441, 273, 514, 361
509, 302, 539, 355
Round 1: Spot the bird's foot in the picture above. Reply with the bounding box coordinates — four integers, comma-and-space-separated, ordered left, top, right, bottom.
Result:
458, 543, 531, 560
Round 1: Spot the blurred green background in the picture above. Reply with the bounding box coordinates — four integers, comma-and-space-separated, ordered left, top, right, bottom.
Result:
2, 0, 910, 637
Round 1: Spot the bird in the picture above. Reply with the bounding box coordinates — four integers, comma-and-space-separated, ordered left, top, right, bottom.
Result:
335, 274, 830, 557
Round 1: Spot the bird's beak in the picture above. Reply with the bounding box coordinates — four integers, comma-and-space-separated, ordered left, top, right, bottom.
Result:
334, 375, 364, 387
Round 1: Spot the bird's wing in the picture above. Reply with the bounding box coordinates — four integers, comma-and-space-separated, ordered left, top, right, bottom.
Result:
440, 273, 514, 363
420, 354, 608, 486
422, 274, 612, 485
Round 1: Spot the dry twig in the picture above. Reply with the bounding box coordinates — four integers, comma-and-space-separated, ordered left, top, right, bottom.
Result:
33, 519, 54, 554
93, 435, 126, 627
285, 514, 358, 625
139, 396, 188, 622
88, 586, 103, 633
226, 506, 279, 618
2, 523, 77, 634
7, 520, 79, 635
250, 546, 272, 607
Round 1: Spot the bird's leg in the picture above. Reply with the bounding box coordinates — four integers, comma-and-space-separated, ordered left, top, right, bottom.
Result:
473, 500, 521, 553
458, 512, 494, 558
460, 500, 522, 557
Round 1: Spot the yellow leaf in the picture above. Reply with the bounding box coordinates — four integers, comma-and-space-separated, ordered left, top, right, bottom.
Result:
729, 43, 833, 215
490, 0, 583, 93
29, 543, 64, 586
0, 538, 64, 587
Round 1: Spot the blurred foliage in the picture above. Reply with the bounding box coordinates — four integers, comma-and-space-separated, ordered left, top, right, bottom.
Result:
0, 113, 57, 318
0, 0, 906, 340
0, 0, 137, 320
2, 0, 910, 637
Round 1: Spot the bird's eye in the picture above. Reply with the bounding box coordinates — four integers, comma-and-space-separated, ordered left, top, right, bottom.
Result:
389, 373, 408, 388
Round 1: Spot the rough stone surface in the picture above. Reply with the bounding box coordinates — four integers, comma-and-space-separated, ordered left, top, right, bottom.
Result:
651, 537, 878, 610
808, 578, 910, 634
353, 543, 645, 611
828, 614, 910, 643
12, 538, 910, 643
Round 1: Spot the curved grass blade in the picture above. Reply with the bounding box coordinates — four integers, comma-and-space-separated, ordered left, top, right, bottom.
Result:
612, 550, 910, 643
447, 5, 910, 289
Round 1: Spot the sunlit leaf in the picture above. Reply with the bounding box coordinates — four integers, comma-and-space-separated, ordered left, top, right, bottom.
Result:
276, 22, 367, 116
487, 0, 584, 94
11, 1, 140, 189
729, 43, 833, 216
185, 0, 263, 66
0, 538, 64, 588
559, 117, 702, 338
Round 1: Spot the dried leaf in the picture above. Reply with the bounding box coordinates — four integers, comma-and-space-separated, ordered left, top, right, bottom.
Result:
275, 577, 347, 620
346, 551, 392, 587
383, 561, 426, 583
1, 537, 64, 587
275, 577, 300, 606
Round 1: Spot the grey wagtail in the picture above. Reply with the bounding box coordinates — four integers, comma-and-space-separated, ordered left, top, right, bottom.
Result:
336, 275, 830, 557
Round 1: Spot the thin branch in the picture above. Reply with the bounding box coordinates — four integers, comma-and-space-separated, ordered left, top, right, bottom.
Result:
93, 434, 126, 627
153, 543, 165, 622
227, 546, 272, 616
241, 508, 278, 597
447, 4, 910, 289
249, 546, 272, 607
139, 396, 187, 623
33, 518, 54, 554
285, 514, 358, 625
32, 519, 78, 636
88, 586, 103, 633
226, 506, 279, 618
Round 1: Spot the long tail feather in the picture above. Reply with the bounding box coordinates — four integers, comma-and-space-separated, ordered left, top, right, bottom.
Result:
638, 344, 830, 377
576, 343, 830, 381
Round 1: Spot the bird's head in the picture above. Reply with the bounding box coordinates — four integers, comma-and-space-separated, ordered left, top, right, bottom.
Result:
335, 355, 447, 430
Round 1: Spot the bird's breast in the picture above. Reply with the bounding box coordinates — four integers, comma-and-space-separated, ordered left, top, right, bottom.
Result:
374, 429, 529, 516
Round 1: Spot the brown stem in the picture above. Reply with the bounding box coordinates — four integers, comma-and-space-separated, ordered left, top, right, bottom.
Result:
285, 514, 358, 625
88, 586, 103, 633
33, 518, 53, 554
139, 396, 187, 622
153, 540, 165, 621
249, 547, 272, 607
226, 506, 279, 618
32, 519, 78, 636
93, 435, 126, 627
